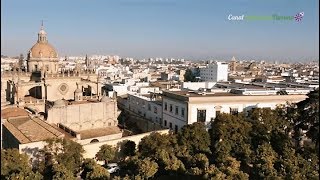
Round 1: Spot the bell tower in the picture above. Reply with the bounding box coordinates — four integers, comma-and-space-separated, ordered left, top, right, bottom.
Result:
37, 21, 47, 43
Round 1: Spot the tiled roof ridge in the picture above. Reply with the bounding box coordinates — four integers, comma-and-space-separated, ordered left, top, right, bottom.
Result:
32, 118, 63, 137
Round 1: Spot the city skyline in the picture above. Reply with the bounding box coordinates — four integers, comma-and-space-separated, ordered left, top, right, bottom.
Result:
1, 0, 319, 61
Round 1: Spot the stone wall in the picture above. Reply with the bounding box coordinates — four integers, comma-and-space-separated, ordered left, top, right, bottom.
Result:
82, 129, 170, 159
47, 101, 118, 131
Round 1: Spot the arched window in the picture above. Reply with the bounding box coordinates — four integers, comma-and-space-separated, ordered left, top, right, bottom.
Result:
90, 139, 99, 143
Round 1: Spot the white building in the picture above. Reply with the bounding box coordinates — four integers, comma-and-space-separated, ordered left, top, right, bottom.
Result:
182, 82, 217, 91
162, 90, 307, 131
200, 61, 228, 82
127, 93, 162, 125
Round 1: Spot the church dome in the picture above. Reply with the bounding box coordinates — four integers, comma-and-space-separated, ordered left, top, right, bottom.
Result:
30, 42, 58, 58
53, 99, 66, 107
29, 24, 58, 59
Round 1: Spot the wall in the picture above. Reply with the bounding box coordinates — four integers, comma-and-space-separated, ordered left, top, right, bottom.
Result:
2, 125, 20, 149
188, 102, 261, 125
138, 87, 160, 94
128, 94, 162, 125
76, 132, 123, 145
47, 101, 118, 131
182, 82, 217, 91
82, 129, 170, 159
19, 141, 47, 166
162, 97, 187, 131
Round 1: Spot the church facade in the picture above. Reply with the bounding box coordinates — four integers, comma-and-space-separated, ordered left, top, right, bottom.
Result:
1, 25, 103, 107
1, 25, 122, 155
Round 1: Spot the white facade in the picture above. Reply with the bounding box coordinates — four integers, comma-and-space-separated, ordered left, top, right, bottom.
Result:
162, 91, 307, 130
138, 87, 160, 94
162, 97, 187, 132
200, 61, 228, 82
182, 82, 217, 91
127, 94, 162, 125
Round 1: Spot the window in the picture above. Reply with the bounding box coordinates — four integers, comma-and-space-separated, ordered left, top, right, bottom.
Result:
230, 108, 238, 115
148, 104, 151, 111
90, 139, 99, 143
197, 109, 206, 123
108, 122, 111, 126
175, 125, 178, 133
169, 122, 172, 129
34, 65, 38, 71
181, 108, 185, 117
164, 120, 167, 127
164, 102, 167, 111
46, 65, 49, 71
175, 106, 179, 115
170, 104, 173, 112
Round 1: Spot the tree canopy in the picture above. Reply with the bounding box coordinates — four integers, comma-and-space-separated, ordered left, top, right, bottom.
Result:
2, 91, 319, 179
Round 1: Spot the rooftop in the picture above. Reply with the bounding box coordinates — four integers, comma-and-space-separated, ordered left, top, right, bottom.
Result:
1, 107, 30, 119
165, 90, 238, 98
78, 126, 122, 140
3, 117, 64, 144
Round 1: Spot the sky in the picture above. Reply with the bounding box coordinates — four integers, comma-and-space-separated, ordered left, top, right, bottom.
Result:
1, 0, 319, 61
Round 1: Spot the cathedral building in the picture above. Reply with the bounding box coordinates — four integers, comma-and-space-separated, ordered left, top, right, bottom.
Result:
2, 24, 104, 108
1, 25, 122, 159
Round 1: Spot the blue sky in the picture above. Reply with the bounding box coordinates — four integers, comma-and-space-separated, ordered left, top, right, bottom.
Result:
1, 0, 319, 61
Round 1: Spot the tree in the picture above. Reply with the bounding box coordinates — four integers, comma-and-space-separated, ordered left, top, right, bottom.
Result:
155, 149, 185, 173
96, 144, 116, 165
274, 145, 304, 179
41, 138, 84, 175
6, 171, 43, 180
190, 153, 209, 170
1, 148, 39, 179
184, 69, 196, 82
51, 163, 76, 180
210, 113, 252, 165
117, 156, 139, 176
86, 165, 110, 180
138, 132, 176, 158
219, 157, 249, 180
177, 122, 211, 155
122, 140, 136, 157
81, 158, 97, 179
252, 143, 280, 179
136, 157, 158, 179
203, 165, 227, 179
295, 89, 319, 147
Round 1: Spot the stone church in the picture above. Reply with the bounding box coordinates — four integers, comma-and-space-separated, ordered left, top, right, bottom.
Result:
1, 25, 121, 154
1, 24, 104, 110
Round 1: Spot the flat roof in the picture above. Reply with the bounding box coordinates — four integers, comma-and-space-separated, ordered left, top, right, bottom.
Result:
78, 126, 122, 140
162, 90, 307, 104
4, 117, 64, 144
165, 90, 238, 98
